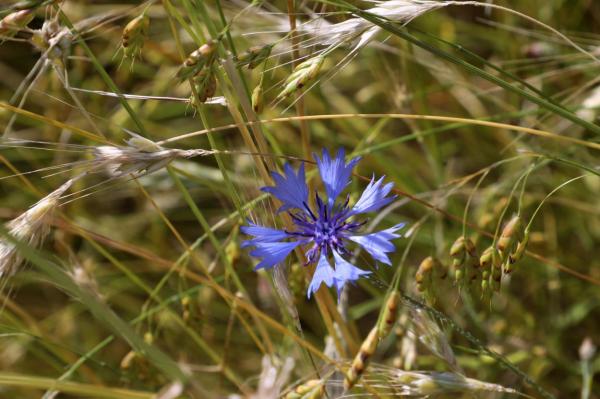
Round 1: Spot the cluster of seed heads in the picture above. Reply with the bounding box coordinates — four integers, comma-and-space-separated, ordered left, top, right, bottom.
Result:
415, 215, 529, 301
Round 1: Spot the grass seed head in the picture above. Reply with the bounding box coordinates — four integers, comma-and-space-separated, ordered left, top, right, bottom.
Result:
252, 80, 263, 113
0, 10, 34, 38
462, 238, 480, 283
192, 68, 217, 103
121, 14, 149, 59
479, 246, 501, 294
344, 326, 380, 390
497, 215, 523, 253
277, 56, 325, 100
92, 137, 208, 177
236, 44, 273, 70
415, 256, 434, 292
1, 179, 74, 278
450, 236, 470, 282
284, 379, 324, 399
380, 369, 522, 396
378, 291, 400, 337
507, 227, 530, 272
450, 236, 466, 262
177, 41, 217, 82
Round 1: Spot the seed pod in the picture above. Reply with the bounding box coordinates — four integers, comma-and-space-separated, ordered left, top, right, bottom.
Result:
177, 41, 216, 82
378, 291, 400, 337
507, 228, 530, 270
252, 79, 263, 113
277, 55, 325, 100
122, 14, 149, 59
236, 44, 273, 69
284, 379, 324, 399
192, 69, 217, 103
497, 216, 523, 254
345, 327, 379, 390
0, 10, 34, 38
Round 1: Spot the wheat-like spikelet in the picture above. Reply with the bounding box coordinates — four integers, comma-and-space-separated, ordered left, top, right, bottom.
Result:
0, 178, 74, 278
92, 135, 215, 178
344, 326, 380, 390
299, 1, 445, 53
354, 365, 522, 397
283, 378, 325, 399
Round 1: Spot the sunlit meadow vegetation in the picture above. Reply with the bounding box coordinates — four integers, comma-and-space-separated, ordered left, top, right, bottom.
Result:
0, 0, 599, 398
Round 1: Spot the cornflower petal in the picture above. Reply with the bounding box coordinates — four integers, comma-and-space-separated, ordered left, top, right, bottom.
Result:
307, 252, 335, 298
240, 222, 291, 248
351, 175, 395, 215
314, 148, 360, 207
348, 223, 406, 265
249, 240, 304, 270
332, 250, 371, 296
261, 163, 308, 212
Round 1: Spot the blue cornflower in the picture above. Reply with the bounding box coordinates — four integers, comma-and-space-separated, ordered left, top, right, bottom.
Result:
241, 149, 405, 298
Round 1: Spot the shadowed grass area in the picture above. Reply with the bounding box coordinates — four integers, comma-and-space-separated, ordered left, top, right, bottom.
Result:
0, 0, 599, 398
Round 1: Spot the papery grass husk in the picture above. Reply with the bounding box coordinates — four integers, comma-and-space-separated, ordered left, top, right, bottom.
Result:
0, 178, 75, 278
344, 365, 523, 397
92, 135, 215, 178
